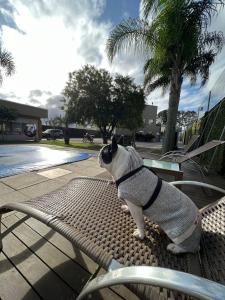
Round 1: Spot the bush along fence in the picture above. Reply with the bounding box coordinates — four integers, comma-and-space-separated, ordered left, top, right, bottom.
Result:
183, 119, 202, 144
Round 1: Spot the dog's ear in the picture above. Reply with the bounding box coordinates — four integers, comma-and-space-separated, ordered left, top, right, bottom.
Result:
111, 135, 118, 154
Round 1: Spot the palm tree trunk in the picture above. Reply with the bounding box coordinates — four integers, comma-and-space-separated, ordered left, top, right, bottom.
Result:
64, 121, 70, 145
163, 69, 182, 153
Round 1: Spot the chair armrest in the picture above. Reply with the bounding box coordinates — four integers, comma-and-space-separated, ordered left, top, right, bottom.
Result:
159, 152, 185, 160
77, 266, 225, 300
170, 181, 225, 195
161, 150, 184, 157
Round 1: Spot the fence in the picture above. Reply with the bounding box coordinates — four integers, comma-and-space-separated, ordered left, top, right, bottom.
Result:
183, 97, 225, 174
198, 98, 225, 174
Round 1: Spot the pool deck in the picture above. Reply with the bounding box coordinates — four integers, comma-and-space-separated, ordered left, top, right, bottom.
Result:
0, 145, 225, 300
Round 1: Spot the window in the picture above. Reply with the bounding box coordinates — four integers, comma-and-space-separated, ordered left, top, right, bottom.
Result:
11, 122, 22, 134
4, 122, 22, 135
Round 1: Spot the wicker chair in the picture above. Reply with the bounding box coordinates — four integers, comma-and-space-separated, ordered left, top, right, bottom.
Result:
1, 177, 225, 300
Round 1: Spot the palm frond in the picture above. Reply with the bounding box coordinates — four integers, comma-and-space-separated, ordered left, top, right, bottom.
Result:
145, 75, 170, 94
144, 57, 165, 84
187, 0, 224, 30
141, 0, 170, 19
185, 50, 216, 85
0, 47, 15, 76
106, 18, 150, 62
141, 0, 159, 19
200, 31, 225, 53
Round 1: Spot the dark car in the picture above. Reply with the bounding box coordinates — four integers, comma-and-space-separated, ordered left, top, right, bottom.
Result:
135, 131, 155, 142
42, 129, 64, 140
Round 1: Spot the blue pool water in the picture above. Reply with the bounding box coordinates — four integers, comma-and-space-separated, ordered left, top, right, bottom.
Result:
0, 145, 91, 178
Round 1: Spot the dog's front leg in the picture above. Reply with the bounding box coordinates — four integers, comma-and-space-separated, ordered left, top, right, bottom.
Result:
125, 200, 145, 240
107, 175, 115, 186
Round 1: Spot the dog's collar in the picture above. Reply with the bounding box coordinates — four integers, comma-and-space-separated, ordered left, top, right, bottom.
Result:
115, 165, 162, 211
115, 165, 144, 188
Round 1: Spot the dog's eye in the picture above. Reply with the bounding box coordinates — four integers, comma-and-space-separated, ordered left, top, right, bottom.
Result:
101, 145, 113, 164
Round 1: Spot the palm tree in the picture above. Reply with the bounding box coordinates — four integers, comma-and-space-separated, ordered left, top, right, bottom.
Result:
0, 44, 15, 85
106, 0, 224, 152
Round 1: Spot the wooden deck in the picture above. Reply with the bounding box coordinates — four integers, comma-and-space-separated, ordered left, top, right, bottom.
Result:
1, 151, 225, 300
0, 211, 139, 300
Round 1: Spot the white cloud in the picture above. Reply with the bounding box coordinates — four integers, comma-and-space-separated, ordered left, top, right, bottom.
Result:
0, 0, 112, 108
146, 89, 169, 114
43, 95, 65, 119
1, 0, 225, 118
1, 0, 147, 116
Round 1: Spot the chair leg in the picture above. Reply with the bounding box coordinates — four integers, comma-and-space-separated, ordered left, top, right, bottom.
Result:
0, 214, 2, 252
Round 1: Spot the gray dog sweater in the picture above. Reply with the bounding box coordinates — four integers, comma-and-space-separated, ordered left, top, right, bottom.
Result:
118, 147, 200, 244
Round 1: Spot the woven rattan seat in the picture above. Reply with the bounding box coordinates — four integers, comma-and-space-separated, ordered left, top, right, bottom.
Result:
1, 177, 225, 299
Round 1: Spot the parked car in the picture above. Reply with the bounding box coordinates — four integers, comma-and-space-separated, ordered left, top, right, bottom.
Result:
135, 131, 155, 142
42, 129, 64, 140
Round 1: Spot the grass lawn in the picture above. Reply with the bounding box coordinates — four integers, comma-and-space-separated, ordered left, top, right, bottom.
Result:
39, 140, 103, 151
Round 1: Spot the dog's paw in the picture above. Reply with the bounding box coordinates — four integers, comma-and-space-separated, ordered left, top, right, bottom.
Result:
107, 180, 114, 186
121, 205, 130, 213
133, 229, 145, 240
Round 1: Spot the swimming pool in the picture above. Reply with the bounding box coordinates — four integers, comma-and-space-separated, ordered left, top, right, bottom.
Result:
0, 145, 91, 178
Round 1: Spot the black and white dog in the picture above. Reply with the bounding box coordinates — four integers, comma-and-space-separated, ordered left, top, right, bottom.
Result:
98, 136, 201, 254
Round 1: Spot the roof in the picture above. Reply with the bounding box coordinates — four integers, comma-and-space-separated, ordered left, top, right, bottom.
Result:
0, 99, 48, 119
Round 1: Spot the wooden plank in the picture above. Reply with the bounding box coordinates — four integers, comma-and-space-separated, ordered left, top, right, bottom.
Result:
15, 213, 139, 300
2, 214, 89, 293
0, 252, 41, 300
16, 212, 99, 274
2, 214, 125, 300
1, 221, 77, 300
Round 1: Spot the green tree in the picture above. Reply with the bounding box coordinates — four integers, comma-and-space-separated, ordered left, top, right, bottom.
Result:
0, 44, 15, 85
157, 110, 168, 126
106, 0, 224, 152
63, 65, 144, 144
0, 105, 17, 141
158, 110, 197, 128
48, 115, 66, 127
48, 115, 70, 144
176, 111, 198, 129
116, 75, 145, 146
48, 118, 59, 128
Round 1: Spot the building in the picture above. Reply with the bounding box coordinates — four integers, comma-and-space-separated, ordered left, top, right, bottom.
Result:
116, 104, 160, 138
140, 104, 159, 135
0, 99, 48, 141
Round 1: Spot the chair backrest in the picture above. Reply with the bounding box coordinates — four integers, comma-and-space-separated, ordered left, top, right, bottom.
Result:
183, 135, 200, 153
200, 196, 225, 285
176, 140, 225, 163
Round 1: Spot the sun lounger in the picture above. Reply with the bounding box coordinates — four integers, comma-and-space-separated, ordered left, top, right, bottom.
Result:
1, 177, 225, 299
161, 134, 200, 158
142, 140, 225, 180
159, 140, 225, 163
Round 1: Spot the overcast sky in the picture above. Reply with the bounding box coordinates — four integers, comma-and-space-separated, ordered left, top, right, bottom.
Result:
0, 0, 225, 118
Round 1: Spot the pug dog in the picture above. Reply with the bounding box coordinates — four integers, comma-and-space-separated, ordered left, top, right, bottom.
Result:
98, 136, 201, 254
